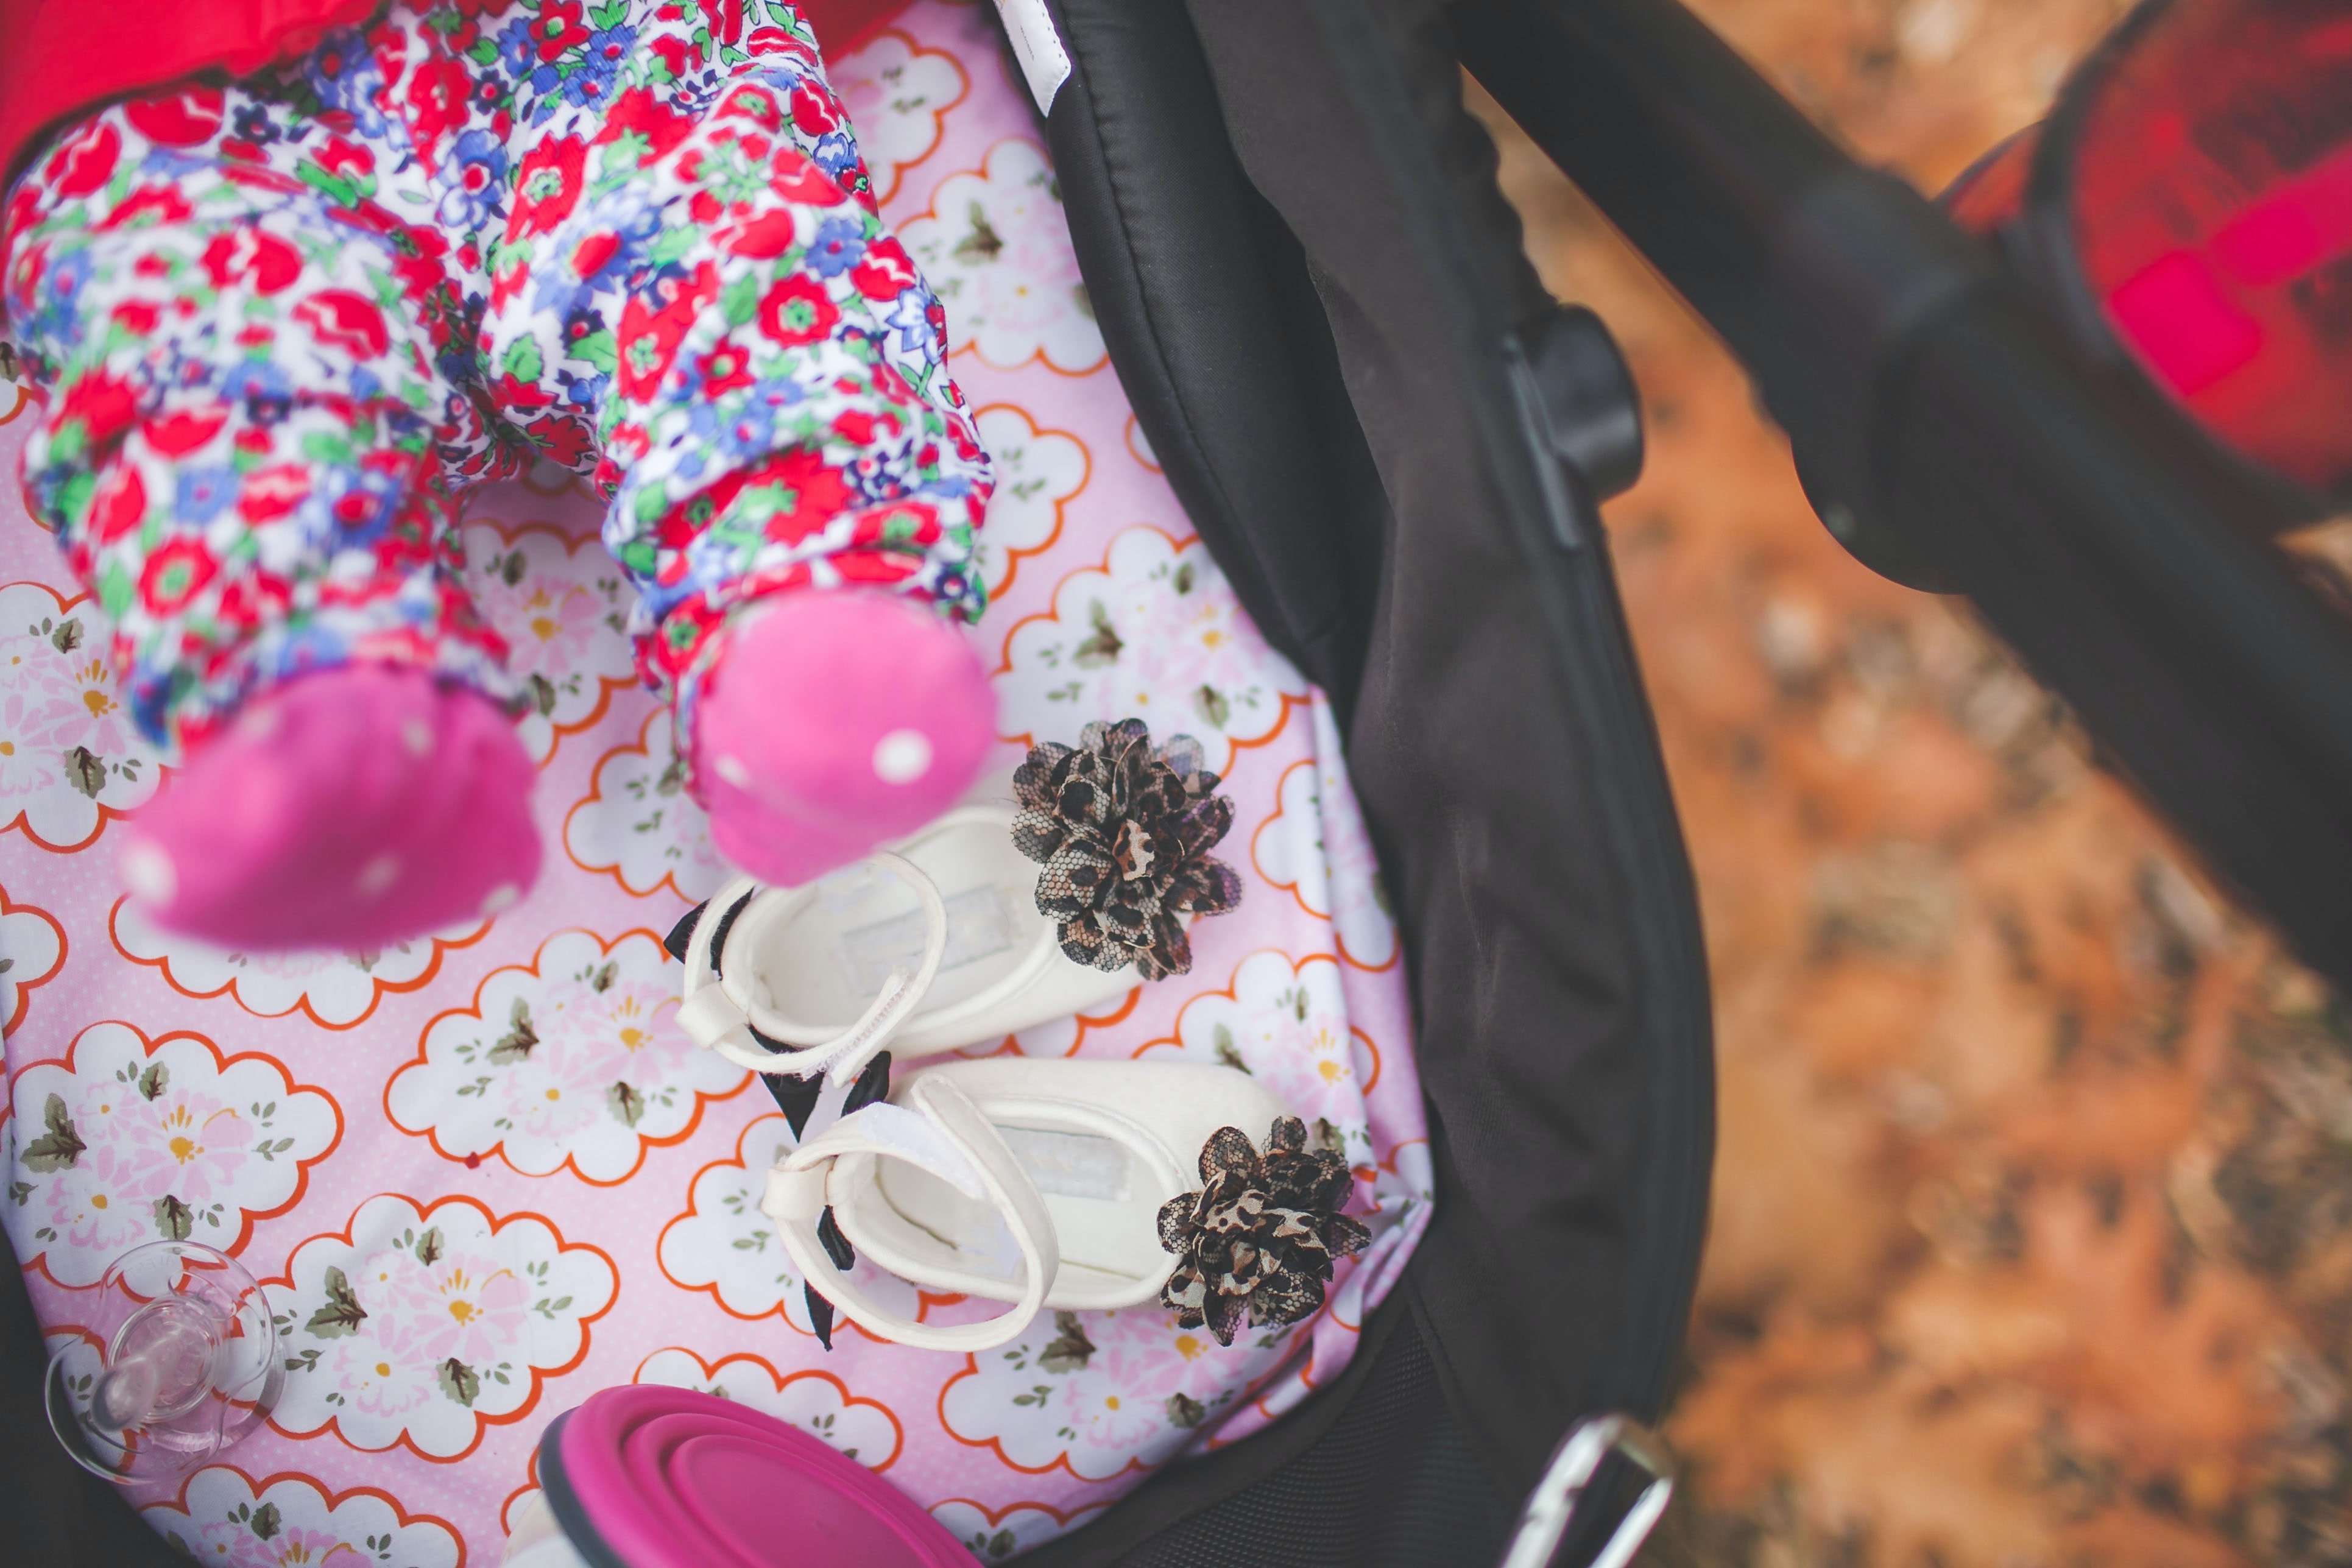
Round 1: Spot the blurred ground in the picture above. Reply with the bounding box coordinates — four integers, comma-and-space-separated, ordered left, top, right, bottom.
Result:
1472, 2, 2352, 1564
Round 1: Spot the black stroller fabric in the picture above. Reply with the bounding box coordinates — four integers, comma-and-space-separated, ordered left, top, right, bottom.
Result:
0, 2, 1715, 1563
1017, 0, 1715, 1561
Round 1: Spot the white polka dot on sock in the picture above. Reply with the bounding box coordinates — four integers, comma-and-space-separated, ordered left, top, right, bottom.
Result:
872, 729, 933, 785
482, 883, 520, 916
356, 855, 401, 897
121, 841, 178, 908
714, 754, 753, 789
401, 718, 434, 757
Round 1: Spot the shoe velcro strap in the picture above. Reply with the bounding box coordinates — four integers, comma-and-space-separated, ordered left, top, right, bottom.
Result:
764, 1075, 1059, 1351
676, 984, 756, 1053
682, 852, 949, 1087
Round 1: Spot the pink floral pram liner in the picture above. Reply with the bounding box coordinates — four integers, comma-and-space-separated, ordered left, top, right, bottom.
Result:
0, 4, 1429, 1563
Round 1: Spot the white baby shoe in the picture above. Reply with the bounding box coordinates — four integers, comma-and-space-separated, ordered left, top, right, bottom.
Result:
759, 1057, 1290, 1351
673, 802, 1137, 1086
672, 718, 1246, 1092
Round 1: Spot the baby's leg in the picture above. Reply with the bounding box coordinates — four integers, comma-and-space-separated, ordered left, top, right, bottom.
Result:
475, 13, 997, 884
5, 99, 539, 947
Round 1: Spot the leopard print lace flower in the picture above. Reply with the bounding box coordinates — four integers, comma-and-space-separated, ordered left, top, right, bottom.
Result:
1011, 717, 1243, 981
1157, 1116, 1371, 1346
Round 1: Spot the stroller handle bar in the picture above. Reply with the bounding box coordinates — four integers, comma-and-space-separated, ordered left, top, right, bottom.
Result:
1458, 0, 2352, 997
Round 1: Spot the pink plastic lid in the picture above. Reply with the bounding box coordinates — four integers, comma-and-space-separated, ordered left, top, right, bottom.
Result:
542, 1385, 969, 1568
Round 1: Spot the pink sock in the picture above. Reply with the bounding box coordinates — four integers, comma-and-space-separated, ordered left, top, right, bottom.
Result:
694, 592, 995, 886
118, 665, 541, 951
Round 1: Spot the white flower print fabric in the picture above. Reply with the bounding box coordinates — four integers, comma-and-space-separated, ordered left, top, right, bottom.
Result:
0, 4, 1429, 1558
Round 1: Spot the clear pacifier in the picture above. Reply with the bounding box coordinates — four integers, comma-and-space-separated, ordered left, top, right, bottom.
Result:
43, 1240, 281, 1484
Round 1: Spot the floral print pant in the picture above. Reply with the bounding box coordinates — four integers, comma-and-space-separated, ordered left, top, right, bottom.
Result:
0, 0, 991, 753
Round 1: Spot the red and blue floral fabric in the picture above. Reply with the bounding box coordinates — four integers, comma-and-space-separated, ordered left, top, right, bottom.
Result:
1, 0, 989, 755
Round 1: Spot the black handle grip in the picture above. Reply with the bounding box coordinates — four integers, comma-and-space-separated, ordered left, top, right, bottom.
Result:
1458, 0, 2352, 993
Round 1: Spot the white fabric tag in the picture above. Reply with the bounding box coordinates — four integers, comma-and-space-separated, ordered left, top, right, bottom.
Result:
997, 1125, 1132, 1201
836, 883, 1021, 993
992, 0, 1072, 117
